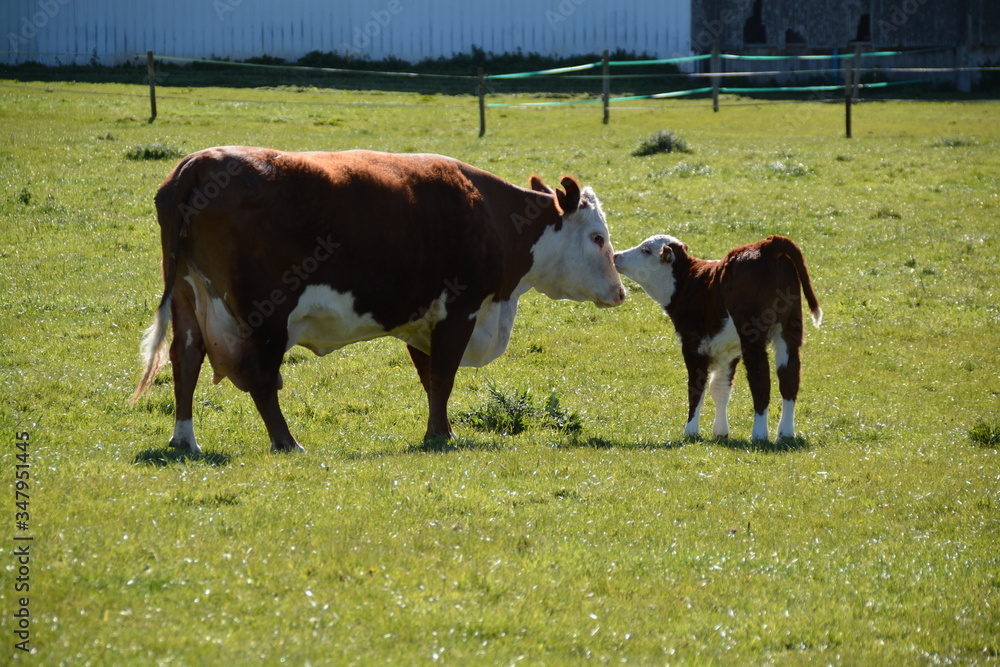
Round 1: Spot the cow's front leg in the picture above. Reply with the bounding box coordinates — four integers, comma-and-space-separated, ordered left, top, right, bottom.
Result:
249, 382, 304, 452
420, 319, 476, 441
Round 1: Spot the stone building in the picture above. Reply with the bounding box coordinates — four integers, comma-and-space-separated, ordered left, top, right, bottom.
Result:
690, 0, 999, 89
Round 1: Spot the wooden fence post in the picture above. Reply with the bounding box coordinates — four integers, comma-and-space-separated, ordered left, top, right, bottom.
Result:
852, 44, 862, 102
711, 40, 720, 113
477, 67, 486, 137
146, 50, 157, 123
602, 50, 610, 125
844, 55, 853, 139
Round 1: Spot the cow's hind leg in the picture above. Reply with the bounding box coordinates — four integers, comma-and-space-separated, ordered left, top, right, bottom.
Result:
169, 289, 205, 455
774, 324, 803, 440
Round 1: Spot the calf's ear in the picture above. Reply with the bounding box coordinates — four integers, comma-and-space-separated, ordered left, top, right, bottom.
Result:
659, 244, 675, 264
556, 175, 582, 215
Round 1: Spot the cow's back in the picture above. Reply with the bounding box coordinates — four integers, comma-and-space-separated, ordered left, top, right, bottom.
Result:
164, 148, 505, 340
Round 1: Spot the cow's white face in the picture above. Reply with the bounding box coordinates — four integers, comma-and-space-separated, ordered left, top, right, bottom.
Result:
529, 187, 626, 308
613, 234, 683, 308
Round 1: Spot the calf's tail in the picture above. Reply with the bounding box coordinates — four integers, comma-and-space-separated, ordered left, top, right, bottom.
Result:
769, 235, 823, 328
129, 155, 202, 405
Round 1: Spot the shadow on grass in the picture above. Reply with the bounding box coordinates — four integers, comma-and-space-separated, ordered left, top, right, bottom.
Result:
132, 448, 232, 467
712, 435, 813, 453
412, 436, 508, 454
555, 436, 688, 451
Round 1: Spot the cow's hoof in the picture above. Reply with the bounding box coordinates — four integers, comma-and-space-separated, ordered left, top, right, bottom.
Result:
169, 437, 202, 457
271, 439, 305, 453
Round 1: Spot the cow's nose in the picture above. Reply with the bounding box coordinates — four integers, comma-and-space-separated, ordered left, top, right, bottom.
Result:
615, 285, 627, 304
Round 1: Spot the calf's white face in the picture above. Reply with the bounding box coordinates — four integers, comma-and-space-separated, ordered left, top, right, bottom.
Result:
530, 187, 626, 308
613, 234, 683, 308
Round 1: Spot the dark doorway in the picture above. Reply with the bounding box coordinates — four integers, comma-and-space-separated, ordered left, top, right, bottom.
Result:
744, 0, 768, 45
855, 13, 872, 42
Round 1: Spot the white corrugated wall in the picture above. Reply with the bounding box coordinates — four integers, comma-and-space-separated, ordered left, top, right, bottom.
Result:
1, 0, 692, 66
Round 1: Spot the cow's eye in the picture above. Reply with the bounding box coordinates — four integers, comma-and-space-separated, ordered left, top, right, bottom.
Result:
591, 233, 605, 249
640, 246, 651, 255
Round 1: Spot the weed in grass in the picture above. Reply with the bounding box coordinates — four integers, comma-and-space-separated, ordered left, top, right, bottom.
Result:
764, 160, 814, 177
669, 161, 715, 178
457, 382, 582, 435
931, 136, 978, 148
968, 418, 1000, 447
633, 129, 691, 156
124, 142, 185, 161
872, 206, 903, 219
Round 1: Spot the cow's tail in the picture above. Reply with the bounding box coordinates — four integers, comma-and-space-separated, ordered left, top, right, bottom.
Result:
770, 235, 822, 328
130, 155, 201, 405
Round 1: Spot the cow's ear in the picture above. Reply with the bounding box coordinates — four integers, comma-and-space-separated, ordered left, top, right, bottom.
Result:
529, 175, 554, 195
659, 244, 674, 264
556, 176, 581, 215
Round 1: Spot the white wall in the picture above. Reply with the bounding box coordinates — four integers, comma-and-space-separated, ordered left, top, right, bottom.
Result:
2, 0, 692, 66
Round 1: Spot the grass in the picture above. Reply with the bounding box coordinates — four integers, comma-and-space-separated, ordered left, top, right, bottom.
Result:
0, 81, 998, 663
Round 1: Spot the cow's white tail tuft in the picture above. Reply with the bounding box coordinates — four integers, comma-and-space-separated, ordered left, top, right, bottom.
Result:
129, 297, 172, 405
810, 305, 823, 328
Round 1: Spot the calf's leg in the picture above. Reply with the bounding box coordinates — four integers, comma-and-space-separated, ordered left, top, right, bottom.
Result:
683, 351, 709, 439
741, 340, 771, 442
709, 358, 739, 438
774, 329, 802, 440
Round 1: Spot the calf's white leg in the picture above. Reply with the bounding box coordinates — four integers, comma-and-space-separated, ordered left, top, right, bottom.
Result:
709, 369, 733, 438
776, 399, 796, 439
752, 410, 769, 442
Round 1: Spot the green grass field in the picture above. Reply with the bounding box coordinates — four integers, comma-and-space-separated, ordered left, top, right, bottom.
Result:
1, 81, 998, 663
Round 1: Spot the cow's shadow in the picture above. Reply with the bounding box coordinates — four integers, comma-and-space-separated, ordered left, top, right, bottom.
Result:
132, 448, 232, 467
412, 435, 508, 454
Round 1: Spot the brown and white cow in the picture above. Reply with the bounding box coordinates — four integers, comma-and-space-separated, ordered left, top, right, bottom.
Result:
614, 234, 821, 442
130, 147, 626, 454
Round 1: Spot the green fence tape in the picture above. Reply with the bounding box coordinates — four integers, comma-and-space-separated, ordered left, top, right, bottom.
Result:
486, 62, 601, 79
607, 54, 712, 66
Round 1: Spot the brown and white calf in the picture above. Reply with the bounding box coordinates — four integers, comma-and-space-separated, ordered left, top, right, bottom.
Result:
614, 235, 822, 442
131, 147, 626, 454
